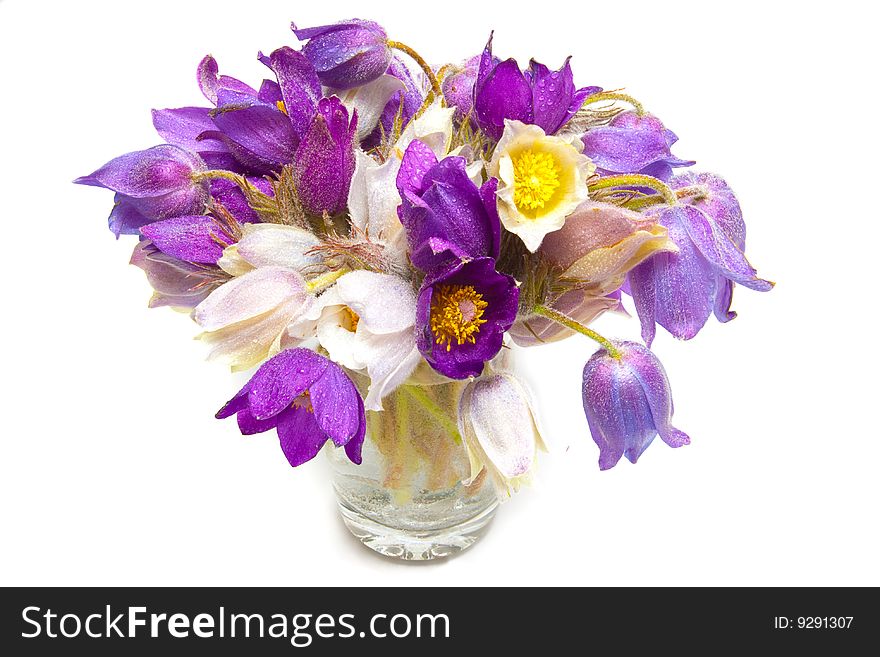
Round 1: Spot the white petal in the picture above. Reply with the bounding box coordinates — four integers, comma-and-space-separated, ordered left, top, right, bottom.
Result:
192, 266, 307, 331
316, 305, 364, 371
360, 336, 421, 411
397, 101, 454, 157
335, 270, 417, 334
234, 223, 323, 270
216, 245, 254, 277
338, 74, 407, 141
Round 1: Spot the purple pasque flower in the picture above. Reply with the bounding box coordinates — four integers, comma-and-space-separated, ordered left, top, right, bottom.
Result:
473, 33, 600, 140
194, 47, 323, 176
216, 348, 366, 467
292, 19, 392, 90
75, 145, 208, 236
581, 111, 694, 181
130, 240, 226, 309
627, 176, 774, 346
396, 139, 500, 272
293, 96, 358, 216
582, 341, 689, 470
442, 55, 481, 122
416, 257, 518, 379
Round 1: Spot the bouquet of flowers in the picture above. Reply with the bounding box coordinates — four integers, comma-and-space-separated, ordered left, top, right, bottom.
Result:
77, 17, 772, 557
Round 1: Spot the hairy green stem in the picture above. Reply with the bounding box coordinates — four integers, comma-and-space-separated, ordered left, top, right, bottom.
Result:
581, 91, 645, 116
387, 40, 443, 120
589, 174, 678, 207
533, 304, 621, 359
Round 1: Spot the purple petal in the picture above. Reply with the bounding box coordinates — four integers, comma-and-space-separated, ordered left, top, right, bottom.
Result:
396, 139, 438, 201
623, 343, 690, 449
582, 125, 671, 173
140, 215, 230, 264
276, 405, 328, 467
152, 107, 226, 153
108, 197, 152, 237
293, 97, 357, 216
343, 401, 366, 465
528, 58, 578, 135
581, 357, 627, 470
713, 276, 737, 323
197, 55, 256, 106
266, 47, 322, 139
210, 105, 297, 172
236, 408, 280, 435
474, 46, 533, 140
256, 79, 283, 105
248, 349, 328, 420
309, 362, 365, 448
209, 177, 272, 224
75, 145, 203, 198
677, 205, 773, 291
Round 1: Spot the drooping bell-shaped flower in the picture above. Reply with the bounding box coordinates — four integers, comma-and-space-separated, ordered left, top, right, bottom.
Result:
582, 341, 689, 470
396, 139, 500, 271
216, 348, 366, 466
473, 34, 600, 140
292, 19, 392, 90
415, 257, 518, 379
75, 145, 208, 236
459, 372, 546, 496
581, 111, 694, 181
627, 174, 774, 345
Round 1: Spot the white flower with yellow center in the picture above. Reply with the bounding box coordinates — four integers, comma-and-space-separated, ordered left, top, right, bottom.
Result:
488, 119, 594, 252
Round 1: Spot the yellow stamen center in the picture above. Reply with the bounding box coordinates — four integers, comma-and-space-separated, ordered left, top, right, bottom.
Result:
429, 285, 488, 352
512, 149, 561, 212
276, 100, 288, 116
343, 306, 360, 332
291, 390, 313, 413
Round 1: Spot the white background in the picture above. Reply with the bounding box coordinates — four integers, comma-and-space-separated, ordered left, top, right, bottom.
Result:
1, 0, 877, 586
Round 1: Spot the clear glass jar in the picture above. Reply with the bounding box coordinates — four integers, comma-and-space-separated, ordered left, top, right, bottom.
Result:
326, 373, 498, 561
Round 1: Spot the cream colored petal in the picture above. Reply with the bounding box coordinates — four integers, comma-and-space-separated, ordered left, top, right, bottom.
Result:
216, 245, 254, 277
197, 297, 309, 371
234, 223, 323, 270
396, 101, 455, 157
192, 266, 307, 331
335, 270, 417, 334
540, 200, 661, 270
561, 226, 677, 293
316, 305, 364, 371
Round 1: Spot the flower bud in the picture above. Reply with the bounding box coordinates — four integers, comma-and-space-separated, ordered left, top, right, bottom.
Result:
293, 19, 392, 90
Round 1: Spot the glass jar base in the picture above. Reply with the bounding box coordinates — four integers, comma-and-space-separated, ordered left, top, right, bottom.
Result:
337, 497, 499, 561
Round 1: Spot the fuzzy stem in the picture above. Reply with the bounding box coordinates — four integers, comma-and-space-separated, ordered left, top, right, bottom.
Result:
533, 304, 621, 359
191, 170, 243, 185
305, 268, 348, 293
387, 40, 443, 119
589, 174, 678, 207
402, 385, 462, 445
626, 184, 708, 211
581, 92, 645, 116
